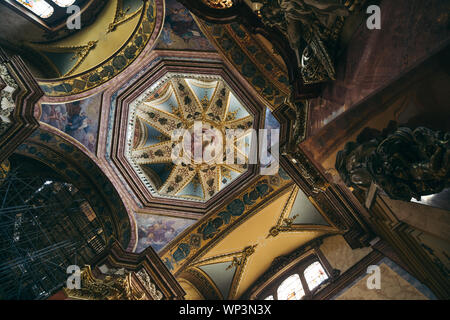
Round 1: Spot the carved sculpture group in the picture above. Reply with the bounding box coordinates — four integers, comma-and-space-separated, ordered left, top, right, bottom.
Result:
336, 122, 450, 202
254, 0, 351, 84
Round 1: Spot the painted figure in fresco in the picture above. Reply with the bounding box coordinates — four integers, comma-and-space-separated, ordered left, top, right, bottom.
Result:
138, 219, 177, 251
336, 121, 450, 202
65, 102, 91, 145
165, 3, 200, 41
160, 0, 211, 49
41, 97, 99, 153
47, 105, 67, 131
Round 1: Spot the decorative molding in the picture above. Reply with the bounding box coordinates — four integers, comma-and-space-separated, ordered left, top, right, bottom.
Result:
0, 48, 42, 164
64, 265, 147, 300
180, 267, 222, 299
202, 0, 234, 10
62, 240, 185, 300
196, 20, 290, 110
135, 269, 164, 300
0, 60, 19, 135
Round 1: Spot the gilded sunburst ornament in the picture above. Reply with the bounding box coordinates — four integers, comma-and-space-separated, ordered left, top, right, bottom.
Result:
126, 75, 254, 202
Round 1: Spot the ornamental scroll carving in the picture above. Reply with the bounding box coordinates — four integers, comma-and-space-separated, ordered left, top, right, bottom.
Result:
252, 0, 352, 84
202, 0, 234, 9
135, 269, 164, 300
0, 62, 18, 135
336, 122, 450, 202
64, 266, 146, 300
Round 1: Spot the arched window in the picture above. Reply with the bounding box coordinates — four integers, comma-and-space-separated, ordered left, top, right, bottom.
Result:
51, 0, 76, 7
14, 0, 77, 19
304, 261, 329, 290
277, 274, 305, 300
15, 0, 54, 18
254, 250, 338, 300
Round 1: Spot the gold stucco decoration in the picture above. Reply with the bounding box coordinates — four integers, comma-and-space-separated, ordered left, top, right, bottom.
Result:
203, 0, 234, 9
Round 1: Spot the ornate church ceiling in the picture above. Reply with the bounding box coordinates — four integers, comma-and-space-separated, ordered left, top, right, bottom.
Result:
127, 74, 254, 202
11, 0, 344, 291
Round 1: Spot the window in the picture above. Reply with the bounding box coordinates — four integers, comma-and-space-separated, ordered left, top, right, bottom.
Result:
277, 274, 305, 300
304, 261, 328, 290
14, 0, 77, 19
51, 0, 76, 7
15, 0, 54, 18
255, 252, 336, 300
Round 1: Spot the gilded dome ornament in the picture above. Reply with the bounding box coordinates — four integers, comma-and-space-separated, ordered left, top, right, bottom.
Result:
202, 0, 234, 9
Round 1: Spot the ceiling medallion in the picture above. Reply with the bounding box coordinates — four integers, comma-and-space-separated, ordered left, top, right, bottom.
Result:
202, 0, 234, 9
126, 74, 254, 202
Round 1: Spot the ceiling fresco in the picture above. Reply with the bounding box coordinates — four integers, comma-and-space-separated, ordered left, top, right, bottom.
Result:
134, 213, 196, 253
40, 93, 102, 153
155, 0, 216, 51
126, 74, 254, 202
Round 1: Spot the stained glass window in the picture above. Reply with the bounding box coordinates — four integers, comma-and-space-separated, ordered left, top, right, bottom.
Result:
277, 274, 305, 300
304, 261, 329, 290
15, 0, 54, 18
51, 0, 76, 7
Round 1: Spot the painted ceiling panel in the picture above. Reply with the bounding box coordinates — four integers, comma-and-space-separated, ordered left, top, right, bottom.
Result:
186, 79, 218, 102
144, 123, 170, 147
40, 93, 102, 153
177, 177, 205, 200
289, 189, 330, 226
155, 0, 216, 51
199, 262, 236, 299
228, 94, 250, 120
135, 213, 196, 253
265, 107, 280, 130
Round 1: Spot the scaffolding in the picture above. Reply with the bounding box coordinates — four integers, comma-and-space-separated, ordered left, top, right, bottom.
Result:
0, 160, 106, 300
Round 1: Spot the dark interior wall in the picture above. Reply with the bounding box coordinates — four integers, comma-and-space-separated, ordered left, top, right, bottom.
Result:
308, 0, 450, 136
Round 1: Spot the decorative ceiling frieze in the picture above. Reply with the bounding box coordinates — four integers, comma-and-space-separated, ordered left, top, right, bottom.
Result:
196, 19, 290, 111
